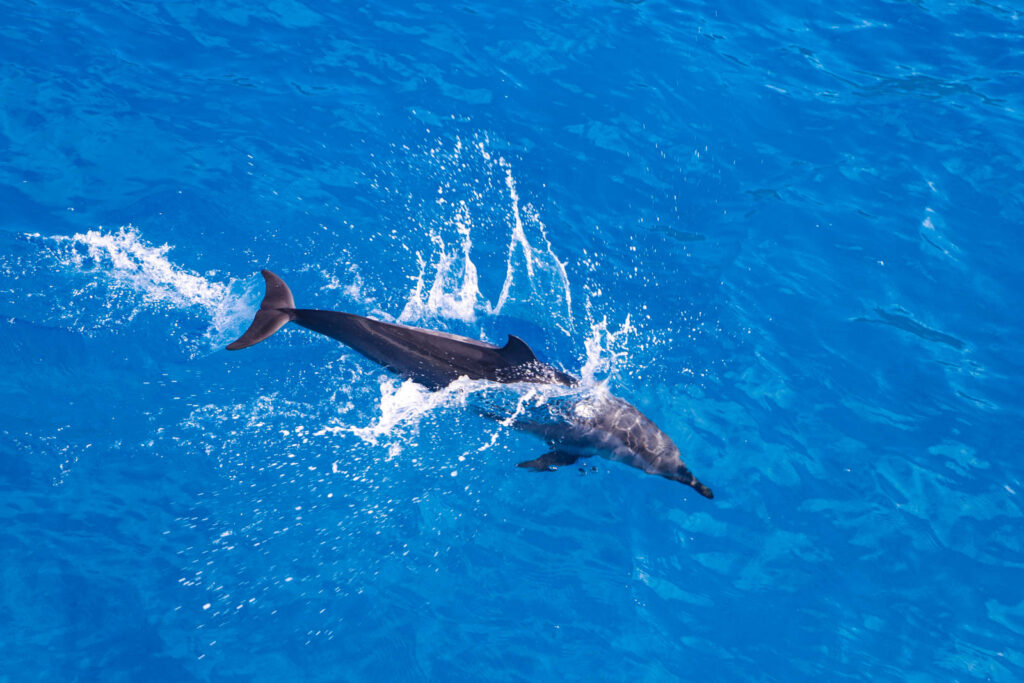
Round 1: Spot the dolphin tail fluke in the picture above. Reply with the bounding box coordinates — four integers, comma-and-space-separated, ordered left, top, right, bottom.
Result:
226, 270, 296, 351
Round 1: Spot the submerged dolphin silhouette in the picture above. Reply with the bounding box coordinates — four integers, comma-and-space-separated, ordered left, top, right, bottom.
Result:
227, 270, 713, 499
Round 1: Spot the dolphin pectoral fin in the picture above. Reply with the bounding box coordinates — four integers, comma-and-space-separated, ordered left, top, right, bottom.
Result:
516, 451, 582, 471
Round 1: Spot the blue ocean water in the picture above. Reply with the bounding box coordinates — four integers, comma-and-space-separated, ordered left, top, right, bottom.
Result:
2, 0, 1023, 679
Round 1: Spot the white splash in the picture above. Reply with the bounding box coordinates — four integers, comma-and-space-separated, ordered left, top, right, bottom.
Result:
398, 202, 481, 324
316, 376, 489, 453
580, 313, 634, 386
350, 378, 448, 446
395, 139, 574, 333
488, 161, 573, 333
335, 141, 625, 453
323, 263, 371, 304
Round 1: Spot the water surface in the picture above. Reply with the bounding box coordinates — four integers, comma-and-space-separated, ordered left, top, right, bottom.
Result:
1, 0, 1022, 680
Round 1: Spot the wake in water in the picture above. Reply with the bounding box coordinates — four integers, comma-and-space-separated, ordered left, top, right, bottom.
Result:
5, 226, 254, 357
3, 140, 638, 474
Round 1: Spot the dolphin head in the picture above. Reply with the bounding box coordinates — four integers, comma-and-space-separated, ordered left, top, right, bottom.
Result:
565, 392, 715, 499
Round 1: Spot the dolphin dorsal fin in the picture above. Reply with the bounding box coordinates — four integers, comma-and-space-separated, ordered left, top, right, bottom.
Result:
499, 335, 537, 365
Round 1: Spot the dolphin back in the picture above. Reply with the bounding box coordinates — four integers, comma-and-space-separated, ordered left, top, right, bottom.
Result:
289, 308, 571, 389
225, 270, 576, 390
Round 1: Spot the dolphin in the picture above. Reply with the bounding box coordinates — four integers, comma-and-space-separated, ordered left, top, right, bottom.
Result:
227, 270, 713, 499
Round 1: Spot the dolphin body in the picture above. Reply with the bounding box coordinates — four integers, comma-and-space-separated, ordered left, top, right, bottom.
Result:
227, 270, 713, 499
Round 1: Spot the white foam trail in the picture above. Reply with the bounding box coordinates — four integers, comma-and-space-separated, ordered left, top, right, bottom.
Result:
38, 225, 251, 348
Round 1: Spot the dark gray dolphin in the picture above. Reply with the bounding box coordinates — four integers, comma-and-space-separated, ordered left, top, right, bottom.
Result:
227, 270, 713, 499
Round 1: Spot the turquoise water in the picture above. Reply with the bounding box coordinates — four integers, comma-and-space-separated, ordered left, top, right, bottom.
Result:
2, 1, 1023, 680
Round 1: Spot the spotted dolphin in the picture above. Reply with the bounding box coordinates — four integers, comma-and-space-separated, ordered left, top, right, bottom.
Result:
227, 270, 713, 499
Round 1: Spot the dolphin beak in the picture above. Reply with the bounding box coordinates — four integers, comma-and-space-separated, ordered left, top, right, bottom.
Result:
672, 465, 714, 499
691, 480, 714, 499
